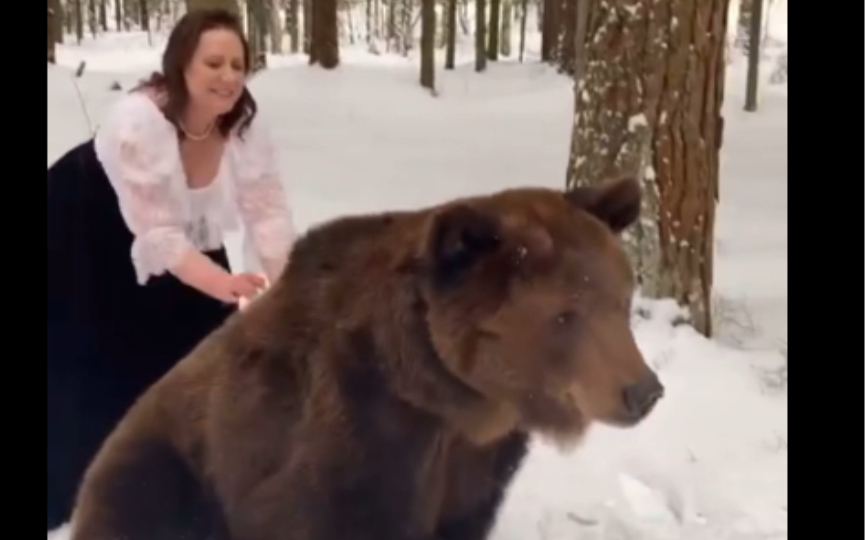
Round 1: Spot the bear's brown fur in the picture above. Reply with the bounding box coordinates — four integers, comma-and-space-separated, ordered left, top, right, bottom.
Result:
69, 179, 663, 540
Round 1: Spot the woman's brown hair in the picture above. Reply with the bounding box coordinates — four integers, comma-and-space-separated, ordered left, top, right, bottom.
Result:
133, 8, 257, 139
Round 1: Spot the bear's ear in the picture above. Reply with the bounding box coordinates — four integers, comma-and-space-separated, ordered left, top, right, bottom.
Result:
424, 204, 502, 289
564, 178, 642, 234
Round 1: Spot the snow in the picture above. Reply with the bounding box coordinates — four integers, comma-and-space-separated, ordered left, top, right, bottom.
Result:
628, 113, 648, 131
47, 12, 787, 540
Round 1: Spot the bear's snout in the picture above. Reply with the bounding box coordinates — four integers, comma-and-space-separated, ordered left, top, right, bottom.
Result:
621, 370, 664, 423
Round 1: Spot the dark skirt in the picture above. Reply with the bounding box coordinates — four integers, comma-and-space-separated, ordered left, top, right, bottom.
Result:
46, 139, 236, 531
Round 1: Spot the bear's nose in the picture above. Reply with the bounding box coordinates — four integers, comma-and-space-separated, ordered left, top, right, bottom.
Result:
622, 372, 665, 420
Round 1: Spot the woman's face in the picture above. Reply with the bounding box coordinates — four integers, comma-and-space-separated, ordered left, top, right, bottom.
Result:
184, 28, 246, 118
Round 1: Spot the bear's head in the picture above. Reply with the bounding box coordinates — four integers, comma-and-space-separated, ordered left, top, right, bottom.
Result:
415, 179, 663, 444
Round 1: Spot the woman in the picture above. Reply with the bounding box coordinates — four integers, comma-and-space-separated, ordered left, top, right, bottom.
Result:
46, 8, 296, 530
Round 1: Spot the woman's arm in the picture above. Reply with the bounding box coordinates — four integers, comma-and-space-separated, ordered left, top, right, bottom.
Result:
96, 93, 238, 302
231, 121, 297, 283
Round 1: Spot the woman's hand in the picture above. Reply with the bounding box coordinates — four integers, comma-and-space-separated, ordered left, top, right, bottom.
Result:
170, 250, 268, 306
219, 272, 267, 305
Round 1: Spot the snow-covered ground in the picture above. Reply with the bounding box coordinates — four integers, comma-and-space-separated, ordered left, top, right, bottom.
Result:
47, 9, 787, 540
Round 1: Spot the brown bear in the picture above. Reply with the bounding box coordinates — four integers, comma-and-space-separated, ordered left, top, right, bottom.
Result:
69, 178, 664, 540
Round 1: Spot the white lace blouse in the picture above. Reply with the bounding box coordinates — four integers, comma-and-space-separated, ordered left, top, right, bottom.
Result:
93, 92, 296, 285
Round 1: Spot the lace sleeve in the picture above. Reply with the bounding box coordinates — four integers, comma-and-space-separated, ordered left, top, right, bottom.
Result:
231, 122, 296, 281
94, 93, 194, 285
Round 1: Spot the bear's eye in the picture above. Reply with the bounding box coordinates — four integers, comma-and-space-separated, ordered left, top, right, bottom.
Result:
553, 310, 577, 327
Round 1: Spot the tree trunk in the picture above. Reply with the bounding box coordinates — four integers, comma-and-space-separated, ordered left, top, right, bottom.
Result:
398, 0, 413, 54
419, 0, 436, 90
309, 0, 339, 68
171, 0, 180, 28
286, 0, 300, 52
373, 0, 381, 44
66, 1, 74, 33
88, 0, 98, 38
98, 0, 108, 30
302, 0, 312, 54
154, 0, 163, 31
486, 0, 500, 60
457, 0, 470, 35
48, 0, 57, 63
51, 0, 64, 43
565, 0, 728, 338
444, 0, 457, 68
517, 0, 527, 61
244, 0, 268, 70
186, 0, 240, 16
269, 0, 283, 54
474, 0, 487, 72
366, 0, 373, 46
74, 0, 84, 43
115, 0, 122, 31
540, 0, 557, 61
386, 0, 396, 50
744, 0, 763, 111
499, 0, 512, 56
555, 0, 576, 74
138, 0, 149, 33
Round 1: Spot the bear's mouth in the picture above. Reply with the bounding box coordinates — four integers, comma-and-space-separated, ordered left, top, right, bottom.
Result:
556, 384, 584, 414
563, 386, 581, 406
558, 384, 594, 427
515, 386, 588, 451
515, 384, 588, 437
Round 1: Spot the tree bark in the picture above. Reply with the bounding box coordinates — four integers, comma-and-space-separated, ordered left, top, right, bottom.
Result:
51, 0, 64, 43
555, 0, 576, 74
286, 0, 300, 53
540, 0, 557, 61
98, 0, 107, 30
457, 0, 471, 34
419, 0, 436, 90
373, 0, 382, 45
486, 0, 500, 60
48, 0, 57, 63
444, 0, 457, 68
269, 0, 283, 54
366, 0, 374, 46
744, 0, 763, 111
474, 0, 487, 71
73, 0, 84, 43
386, 0, 396, 50
302, 0, 312, 53
245, 0, 269, 70
88, 0, 98, 38
114, 0, 121, 31
138, 0, 149, 32
399, 0, 413, 54
309, 0, 340, 68
517, 0, 528, 61
186, 0, 240, 16
499, 0, 512, 57
565, 0, 729, 338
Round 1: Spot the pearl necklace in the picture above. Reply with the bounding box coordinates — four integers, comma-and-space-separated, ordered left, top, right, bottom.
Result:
179, 119, 215, 141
